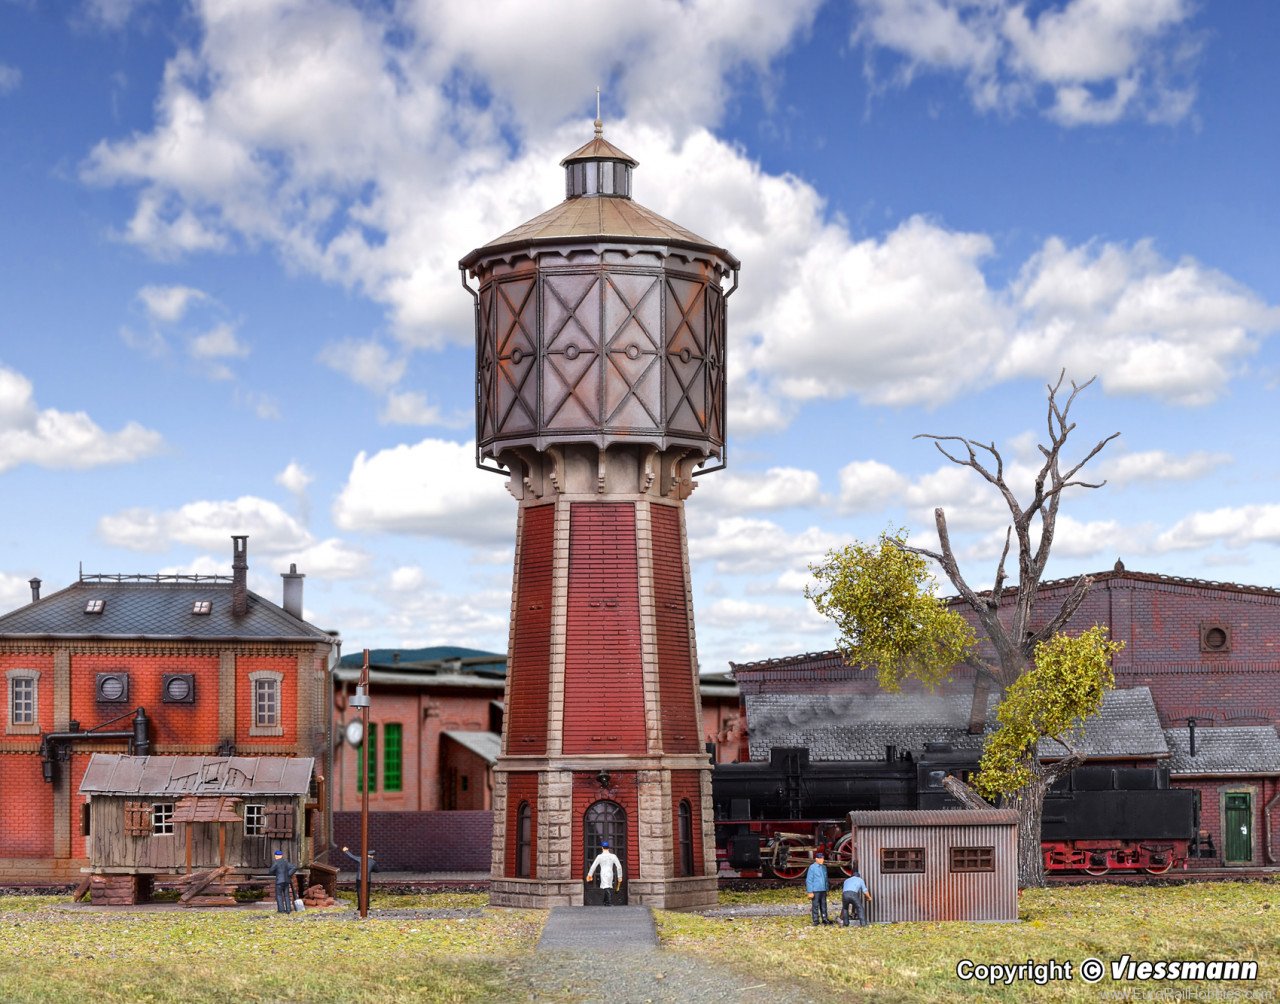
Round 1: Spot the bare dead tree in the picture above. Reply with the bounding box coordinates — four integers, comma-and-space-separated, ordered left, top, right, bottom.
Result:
899, 371, 1120, 691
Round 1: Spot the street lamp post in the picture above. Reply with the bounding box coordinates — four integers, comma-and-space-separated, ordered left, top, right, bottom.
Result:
348, 648, 372, 918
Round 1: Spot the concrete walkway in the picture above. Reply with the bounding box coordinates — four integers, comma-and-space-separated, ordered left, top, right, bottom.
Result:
536, 905, 658, 953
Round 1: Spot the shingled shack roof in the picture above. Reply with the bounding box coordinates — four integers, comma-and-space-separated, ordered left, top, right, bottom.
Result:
79, 755, 314, 797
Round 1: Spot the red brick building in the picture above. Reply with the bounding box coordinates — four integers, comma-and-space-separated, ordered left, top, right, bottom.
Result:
0, 537, 339, 884
731, 567, 1280, 869
327, 651, 740, 871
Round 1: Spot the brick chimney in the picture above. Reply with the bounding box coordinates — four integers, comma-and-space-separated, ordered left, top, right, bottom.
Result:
281, 563, 304, 619
231, 536, 249, 617
29, 578, 41, 603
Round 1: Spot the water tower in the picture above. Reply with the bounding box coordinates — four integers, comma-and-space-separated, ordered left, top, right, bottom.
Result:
460, 116, 738, 909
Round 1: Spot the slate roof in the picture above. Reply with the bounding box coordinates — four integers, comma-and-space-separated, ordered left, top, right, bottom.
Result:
0, 579, 331, 641
1163, 726, 1280, 776
745, 687, 1169, 762
79, 754, 314, 796
442, 731, 502, 764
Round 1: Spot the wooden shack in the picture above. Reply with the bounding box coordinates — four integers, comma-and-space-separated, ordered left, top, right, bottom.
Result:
79, 754, 314, 905
848, 809, 1019, 923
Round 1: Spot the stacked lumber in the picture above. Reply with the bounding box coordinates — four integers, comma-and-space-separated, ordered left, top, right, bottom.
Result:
302, 883, 336, 908
177, 866, 236, 908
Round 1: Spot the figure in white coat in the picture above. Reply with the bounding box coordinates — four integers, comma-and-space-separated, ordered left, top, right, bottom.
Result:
586, 840, 623, 905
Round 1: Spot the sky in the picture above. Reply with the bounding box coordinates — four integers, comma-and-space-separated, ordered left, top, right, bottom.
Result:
1, 0, 1278, 674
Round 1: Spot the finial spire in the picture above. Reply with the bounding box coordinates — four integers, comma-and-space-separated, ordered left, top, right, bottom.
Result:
594, 86, 603, 137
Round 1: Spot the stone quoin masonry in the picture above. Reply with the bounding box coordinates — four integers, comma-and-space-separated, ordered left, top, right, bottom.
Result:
460, 118, 738, 909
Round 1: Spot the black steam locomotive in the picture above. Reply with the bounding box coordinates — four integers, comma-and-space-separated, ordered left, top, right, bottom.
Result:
712, 744, 1200, 876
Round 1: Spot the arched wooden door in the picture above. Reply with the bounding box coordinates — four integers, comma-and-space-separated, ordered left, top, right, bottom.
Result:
583, 800, 627, 905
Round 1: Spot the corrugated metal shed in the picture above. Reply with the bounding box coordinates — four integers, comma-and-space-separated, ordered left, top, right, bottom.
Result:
850, 809, 1018, 923
79, 754, 314, 796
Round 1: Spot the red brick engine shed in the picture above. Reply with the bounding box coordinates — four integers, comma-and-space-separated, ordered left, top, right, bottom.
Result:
459, 119, 739, 910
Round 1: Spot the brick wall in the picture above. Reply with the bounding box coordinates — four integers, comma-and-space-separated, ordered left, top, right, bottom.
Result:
507, 503, 554, 755
70, 653, 222, 748
331, 810, 492, 872
563, 504, 646, 755
652, 504, 699, 753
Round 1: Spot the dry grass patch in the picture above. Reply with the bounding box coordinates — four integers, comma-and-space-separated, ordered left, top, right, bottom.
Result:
660, 880, 1280, 1003
0, 892, 540, 1004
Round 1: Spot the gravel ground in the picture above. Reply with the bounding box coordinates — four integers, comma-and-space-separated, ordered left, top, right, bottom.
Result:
505, 947, 825, 1003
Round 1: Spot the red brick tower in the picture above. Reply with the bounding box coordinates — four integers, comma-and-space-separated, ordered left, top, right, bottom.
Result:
460, 120, 737, 909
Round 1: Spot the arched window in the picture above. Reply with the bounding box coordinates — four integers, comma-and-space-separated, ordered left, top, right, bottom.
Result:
515, 802, 533, 878
677, 800, 695, 877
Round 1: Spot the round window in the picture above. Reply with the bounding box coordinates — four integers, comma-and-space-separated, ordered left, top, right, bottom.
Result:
99, 675, 125, 701
1204, 627, 1228, 650
166, 676, 192, 701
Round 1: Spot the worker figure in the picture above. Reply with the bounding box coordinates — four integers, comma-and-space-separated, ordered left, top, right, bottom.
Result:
267, 849, 298, 914
586, 839, 623, 906
341, 845, 379, 908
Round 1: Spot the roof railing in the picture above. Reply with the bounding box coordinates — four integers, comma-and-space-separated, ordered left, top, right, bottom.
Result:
79, 573, 234, 584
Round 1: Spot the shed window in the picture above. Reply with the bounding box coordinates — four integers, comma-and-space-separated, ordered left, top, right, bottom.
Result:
881, 847, 925, 873
151, 802, 175, 836
949, 846, 995, 872
383, 723, 403, 792
358, 723, 378, 793
244, 803, 265, 836
124, 801, 152, 837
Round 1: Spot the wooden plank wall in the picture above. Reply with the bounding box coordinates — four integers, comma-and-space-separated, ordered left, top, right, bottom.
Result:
89, 797, 306, 872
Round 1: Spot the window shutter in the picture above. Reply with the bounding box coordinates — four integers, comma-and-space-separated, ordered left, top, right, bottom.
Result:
265, 806, 295, 838
124, 801, 152, 837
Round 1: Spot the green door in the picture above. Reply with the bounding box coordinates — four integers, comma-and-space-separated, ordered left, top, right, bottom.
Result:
1224, 793, 1252, 862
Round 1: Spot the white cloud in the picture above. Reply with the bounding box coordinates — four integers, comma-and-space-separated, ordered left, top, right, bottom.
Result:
693, 466, 825, 514
190, 322, 249, 361
389, 565, 429, 593
688, 516, 842, 576
332, 437, 513, 545
0, 364, 164, 473
838, 459, 909, 513
275, 460, 313, 497
379, 390, 446, 427
1100, 449, 1232, 486
1001, 238, 1279, 404
319, 339, 406, 393
1157, 505, 1280, 551
277, 537, 371, 580
83, 0, 158, 30
76, 0, 1275, 423
0, 63, 20, 95
854, 0, 1199, 125
98, 495, 314, 553
701, 597, 829, 634
137, 284, 208, 323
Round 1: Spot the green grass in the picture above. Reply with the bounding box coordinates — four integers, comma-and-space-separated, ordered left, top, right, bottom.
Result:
3, 883, 1275, 1002
0, 892, 541, 1004
660, 880, 1280, 1002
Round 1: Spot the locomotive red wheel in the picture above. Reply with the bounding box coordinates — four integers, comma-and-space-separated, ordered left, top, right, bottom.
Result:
771, 837, 809, 881
1144, 861, 1173, 875
1083, 864, 1110, 876
833, 834, 856, 877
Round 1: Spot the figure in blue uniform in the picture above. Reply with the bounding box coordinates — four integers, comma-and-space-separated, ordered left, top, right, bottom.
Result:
267, 849, 298, 913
